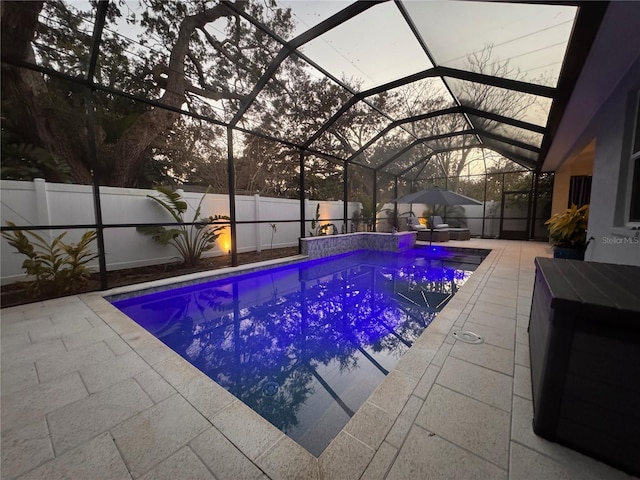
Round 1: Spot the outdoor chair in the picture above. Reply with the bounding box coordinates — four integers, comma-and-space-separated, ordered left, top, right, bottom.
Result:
416, 216, 450, 242
449, 228, 471, 240
432, 215, 470, 241
416, 229, 450, 242
407, 215, 427, 231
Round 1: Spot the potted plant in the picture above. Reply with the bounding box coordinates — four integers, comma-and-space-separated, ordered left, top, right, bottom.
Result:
544, 204, 590, 260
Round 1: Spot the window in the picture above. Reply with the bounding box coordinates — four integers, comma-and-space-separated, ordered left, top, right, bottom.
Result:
568, 175, 592, 208
628, 94, 640, 223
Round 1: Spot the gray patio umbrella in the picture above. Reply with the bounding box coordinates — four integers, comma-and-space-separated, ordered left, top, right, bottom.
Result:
392, 187, 482, 207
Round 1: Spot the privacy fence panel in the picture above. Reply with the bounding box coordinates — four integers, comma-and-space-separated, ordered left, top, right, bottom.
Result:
0, 180, 359, 284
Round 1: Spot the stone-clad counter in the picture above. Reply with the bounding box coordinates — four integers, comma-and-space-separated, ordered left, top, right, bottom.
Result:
300, 231, 416, 259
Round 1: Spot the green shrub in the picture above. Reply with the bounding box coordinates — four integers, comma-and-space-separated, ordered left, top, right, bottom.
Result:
1, 222, 98, 297
545, 204, 589, 248
309, 204, 336, 236
138, 186, 229, 267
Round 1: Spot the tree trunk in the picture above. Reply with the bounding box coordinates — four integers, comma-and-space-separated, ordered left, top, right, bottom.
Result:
1, 1, 93, 185
108, 105, 180, 186
449, 149, 472, 192
2, 1, 241, 188
108, 3, 235, 187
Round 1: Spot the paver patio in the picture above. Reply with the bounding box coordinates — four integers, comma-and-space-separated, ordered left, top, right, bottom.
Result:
1, 240, 634, 479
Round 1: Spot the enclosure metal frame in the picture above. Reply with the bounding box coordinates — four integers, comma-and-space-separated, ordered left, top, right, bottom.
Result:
0, 0, 607, 290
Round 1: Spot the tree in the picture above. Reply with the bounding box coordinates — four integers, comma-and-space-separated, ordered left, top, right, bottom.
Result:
1, 0, 296, 187
1, 3, 541, 201
1, 1, 93, 184
1, 1, 366, 200
453, 157, 533, 203
432, 45, 542, 188
359, 45, 543, 189
142, 116, 228, 190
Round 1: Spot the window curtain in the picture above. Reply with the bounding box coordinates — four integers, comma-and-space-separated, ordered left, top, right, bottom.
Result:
568, 175, 592, 208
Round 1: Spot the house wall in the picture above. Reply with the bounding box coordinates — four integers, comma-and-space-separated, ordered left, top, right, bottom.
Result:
550, 141, 594, 215
585, 57, 640, 265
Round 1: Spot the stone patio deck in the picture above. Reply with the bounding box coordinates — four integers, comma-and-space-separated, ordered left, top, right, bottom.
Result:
1, 240, 634, 479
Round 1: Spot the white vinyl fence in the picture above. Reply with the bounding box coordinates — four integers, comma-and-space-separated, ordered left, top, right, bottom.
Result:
0, 179, 360, 285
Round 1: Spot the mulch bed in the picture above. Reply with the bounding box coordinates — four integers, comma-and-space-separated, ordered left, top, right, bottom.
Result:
1, 247, 300, 309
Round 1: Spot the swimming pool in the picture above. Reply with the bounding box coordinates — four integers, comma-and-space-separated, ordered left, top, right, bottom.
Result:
111, 246, 488, 456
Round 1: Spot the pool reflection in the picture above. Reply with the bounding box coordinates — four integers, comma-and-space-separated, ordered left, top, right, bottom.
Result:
114, 250, 477, 456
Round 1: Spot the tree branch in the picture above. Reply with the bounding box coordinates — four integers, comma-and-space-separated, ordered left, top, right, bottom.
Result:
111, 2, 247, 185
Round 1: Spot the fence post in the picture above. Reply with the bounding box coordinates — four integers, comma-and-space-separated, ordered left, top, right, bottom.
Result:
33, 178, 51, 239
255, 194, 262, 252
304, 198, 310, 235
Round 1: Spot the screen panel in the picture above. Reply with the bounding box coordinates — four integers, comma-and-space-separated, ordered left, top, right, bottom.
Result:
446, 77, 552, 127
403, 1, 577, 88
467, 115, 544, 148
95, 2, 285, 123
32, 1, 96, 77
311, 102, 392, 159
241, 55, 353, 144
300, 2, 432, 91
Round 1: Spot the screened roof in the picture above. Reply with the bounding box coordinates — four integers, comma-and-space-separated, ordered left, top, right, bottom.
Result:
15, 0, 608, 180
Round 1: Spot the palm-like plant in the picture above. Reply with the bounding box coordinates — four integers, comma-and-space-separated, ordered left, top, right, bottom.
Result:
309, 204, 320, 236
423, 205, 468, 227
137, 187, 229, 267
545, 204, 589, 248
1, 222, 98, 296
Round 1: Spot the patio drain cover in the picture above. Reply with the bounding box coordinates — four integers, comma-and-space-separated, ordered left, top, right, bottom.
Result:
452, 330, 484, 344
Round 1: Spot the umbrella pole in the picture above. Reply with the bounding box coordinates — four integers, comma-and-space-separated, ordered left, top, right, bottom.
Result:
429, 205, 433, 246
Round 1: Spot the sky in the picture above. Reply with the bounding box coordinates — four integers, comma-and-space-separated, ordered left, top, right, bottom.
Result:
281, 1, 576, 90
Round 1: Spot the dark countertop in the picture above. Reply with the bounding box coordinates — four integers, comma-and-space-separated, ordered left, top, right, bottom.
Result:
534, 258, 640, 325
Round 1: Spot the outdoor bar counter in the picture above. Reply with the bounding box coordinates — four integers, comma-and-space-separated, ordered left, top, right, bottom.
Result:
528, 257, 640, 476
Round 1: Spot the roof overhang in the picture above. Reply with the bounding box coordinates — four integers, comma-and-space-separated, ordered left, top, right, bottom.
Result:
541, 1, 640, 171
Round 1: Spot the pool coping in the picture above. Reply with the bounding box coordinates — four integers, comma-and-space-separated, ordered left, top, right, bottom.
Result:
81, 244, 502, 479
104, 254, 309, 300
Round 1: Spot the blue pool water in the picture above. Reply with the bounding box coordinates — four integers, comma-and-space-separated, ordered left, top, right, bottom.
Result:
111, 247, 487, 456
